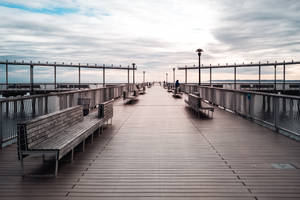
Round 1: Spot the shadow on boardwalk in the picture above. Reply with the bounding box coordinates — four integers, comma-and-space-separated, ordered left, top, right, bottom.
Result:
0, 85, 300, 200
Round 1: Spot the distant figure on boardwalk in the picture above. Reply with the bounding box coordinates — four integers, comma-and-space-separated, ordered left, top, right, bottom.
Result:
175, 80, 180, 94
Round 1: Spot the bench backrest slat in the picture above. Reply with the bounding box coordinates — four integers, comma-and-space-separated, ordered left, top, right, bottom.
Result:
17, 106, 83, 150
98, 100, 113, 121
188, 94, 201, 108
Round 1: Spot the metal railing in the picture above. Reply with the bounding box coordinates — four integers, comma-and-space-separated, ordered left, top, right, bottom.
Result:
180, 84, 300, 140
0, 83, 144, 148
0, 82, 137, 91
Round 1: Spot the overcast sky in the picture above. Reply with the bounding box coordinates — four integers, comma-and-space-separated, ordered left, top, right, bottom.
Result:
0, 0, 300, 83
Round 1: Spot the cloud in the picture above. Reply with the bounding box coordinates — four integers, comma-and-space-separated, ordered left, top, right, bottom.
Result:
0, 0, 300, 83
210, 0, 300, 61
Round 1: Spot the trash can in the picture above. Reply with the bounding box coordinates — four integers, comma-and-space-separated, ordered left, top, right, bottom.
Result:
98, 104, 104, 118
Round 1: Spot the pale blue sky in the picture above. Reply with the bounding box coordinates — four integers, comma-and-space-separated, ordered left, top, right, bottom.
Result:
0, 0, 300, 83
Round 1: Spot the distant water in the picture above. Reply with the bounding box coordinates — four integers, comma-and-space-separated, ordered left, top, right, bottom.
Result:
205, 80, 300, 83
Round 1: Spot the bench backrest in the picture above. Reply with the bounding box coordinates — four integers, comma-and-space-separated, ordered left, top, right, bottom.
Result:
17, 106, 83, 151
188, 94, 201, 108
98, 100, 113, 121
123, 91, 128, 100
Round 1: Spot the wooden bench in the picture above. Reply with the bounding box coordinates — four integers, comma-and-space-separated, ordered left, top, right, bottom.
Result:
123, 90, 139, 102
184, 93, 214, 118
17, 100, 114, 176
167, 85, 173, 92
172, 87, 182, 98
138, 86, 146, 95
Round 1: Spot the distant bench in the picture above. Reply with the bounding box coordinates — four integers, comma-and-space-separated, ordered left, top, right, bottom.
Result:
167, 85, 173, 93
184, 93, 214, 118
123, 90, 139, 102
17, 100, 114, 176
8, 84, 40, 89
172, 87, 182, 98
137, 85, 146, 95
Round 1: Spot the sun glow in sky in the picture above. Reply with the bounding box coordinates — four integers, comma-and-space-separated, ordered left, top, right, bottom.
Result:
0, 0, 300, 83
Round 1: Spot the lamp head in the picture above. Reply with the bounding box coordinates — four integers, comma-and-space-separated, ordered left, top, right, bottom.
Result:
196, 48, 203, 56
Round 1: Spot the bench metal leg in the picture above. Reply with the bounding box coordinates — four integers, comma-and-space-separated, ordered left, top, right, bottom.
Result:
82, 140, 85, 152
70, 149, 74, 163
20, 155, 24, 176
91, 133, 94, 143
99, 126, 102, 135
54, 158, 58, 177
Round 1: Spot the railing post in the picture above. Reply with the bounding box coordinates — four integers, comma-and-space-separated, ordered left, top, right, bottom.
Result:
13, 101, 17, 115
54, 64, 57, 89
244, 94, 247, 115
127, 65, 130, 92
274, 62, 277, 92
274, 96, 279, 132
37, 97, 42, 115
6, 62, 8, 90
78, 63, 81, 90
103, 65, 105, 87
21, 99, 24, 114
258, 62, 261, 90
209, 64, 212, 87
283, 60, 286, 92
234, 64, 237, 90
0, 102, 2, 150
213, 88, 216, 105
44, 96, 48, 114
30, 64, 34, 93
248, 93, 253, 119
32, 98, 36, 116
185, 66, 187, 84
6, 101, 9, 117
233, 91, 236, 113
69, 94, 73, 107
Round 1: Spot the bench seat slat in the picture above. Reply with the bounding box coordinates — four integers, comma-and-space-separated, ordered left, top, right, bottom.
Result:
31, 112, 104, 159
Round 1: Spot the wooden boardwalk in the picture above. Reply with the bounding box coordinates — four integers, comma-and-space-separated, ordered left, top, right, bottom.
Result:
1, 85, 300, 200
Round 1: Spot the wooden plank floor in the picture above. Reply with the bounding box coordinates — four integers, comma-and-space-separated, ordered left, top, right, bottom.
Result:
1, 85, 300, 200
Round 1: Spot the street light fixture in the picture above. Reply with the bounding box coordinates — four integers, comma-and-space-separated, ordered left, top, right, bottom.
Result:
196, 48, 204, 85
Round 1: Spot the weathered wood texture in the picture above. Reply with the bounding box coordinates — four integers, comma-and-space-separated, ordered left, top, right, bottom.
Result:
18, 106, 83, 150
1, 86, 300, 199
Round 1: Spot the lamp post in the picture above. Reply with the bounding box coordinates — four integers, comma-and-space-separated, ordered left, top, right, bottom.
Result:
196, 48, 203, 85
143, 71, 145, 83
166, 73, 168, 83
132, 63, 136, 84
173, 68, 175, 84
